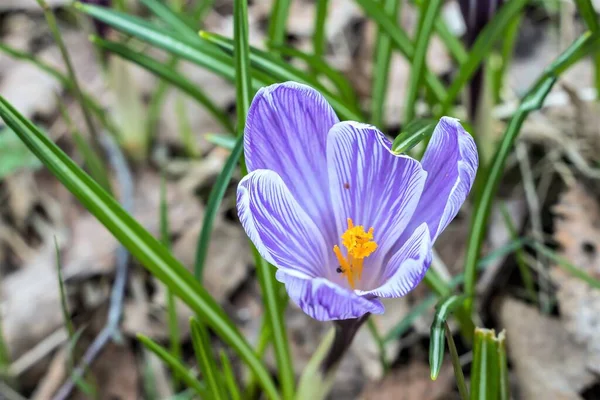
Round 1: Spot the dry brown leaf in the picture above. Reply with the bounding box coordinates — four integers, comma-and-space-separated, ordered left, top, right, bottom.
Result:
499, 297, 596, 400
551, 183, 600, 374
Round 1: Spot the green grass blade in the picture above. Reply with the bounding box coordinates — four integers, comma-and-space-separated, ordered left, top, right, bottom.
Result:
470, 328, 500, 400
444, 322, 469, 400
194, 136, 243, 280
75, 3, 237, 81
234, 0, 294, 395
497, 331, 509, 400
0, 97, 280, 400
189, 318, 225, 400
491, 13, 521, 103
391, 118, 437, 154
462, 31, 600, 315
355, 0, 447, 103
370, 0, 401, 127
434, 19, 468, 64
220, 350, 242, 400
200, 31, 363, 121
268, 0, 292, 55
574, 0, 600, 97
575, 0, 599, 30
429, 294, 469, 380
441, 0, 528, 113
90, 36, 234, 132
140, 0, 197, 40
313, 0, 329, 61
234, 0, 253, 127
138, 334, 207, 397
405, 0, 444, 123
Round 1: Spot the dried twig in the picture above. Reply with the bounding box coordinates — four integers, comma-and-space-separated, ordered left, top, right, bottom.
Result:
51, 134, 134, 400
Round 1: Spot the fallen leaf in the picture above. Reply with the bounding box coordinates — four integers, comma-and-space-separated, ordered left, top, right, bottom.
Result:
499, 297, 596, 400
551, 183, 600, 374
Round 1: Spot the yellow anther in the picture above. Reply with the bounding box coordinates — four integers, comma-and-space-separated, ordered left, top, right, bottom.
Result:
333, 218, 378, 289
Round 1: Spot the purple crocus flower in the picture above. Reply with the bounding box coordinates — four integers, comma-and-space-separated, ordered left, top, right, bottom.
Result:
237, 82, 478, 321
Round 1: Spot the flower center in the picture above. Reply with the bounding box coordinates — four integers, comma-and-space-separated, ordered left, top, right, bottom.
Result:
333, 218, 378, 289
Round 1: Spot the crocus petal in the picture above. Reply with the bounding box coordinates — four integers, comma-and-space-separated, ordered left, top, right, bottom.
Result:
361, 223, 432, 298
327, 121, 427, 263
276, 269, 384, 321
401, 117, 478, 246
237, 169, 332, 277
245, 82, 340, 244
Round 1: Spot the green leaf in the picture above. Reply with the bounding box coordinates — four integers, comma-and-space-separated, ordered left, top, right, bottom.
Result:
370, 0, 401, 127
200, 31, 364, 121
90, 36, 234, 133
0, 96, 280, 400
354, 0, 447, 102
391, 118, 437, 154
75, 3, 242, 83
189, 318, 226, 400
268, 0, 292, 55
313, 0, 329, 61
470, 328, 502, 400
220, 350, 242, 400
462, 31, 600, 315
405, 0, 444, 122
444, 322, 469, 400
138, 334, 207, 397
441, 0, 528, 112
139, 0, 197, 40
429, 294, 469, 380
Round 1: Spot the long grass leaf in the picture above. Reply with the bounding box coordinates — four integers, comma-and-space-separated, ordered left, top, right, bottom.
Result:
138, 334, 207, 397
0, 97, 280, 400
370, 0, 401, 127
220, 350, 242, 400
268, 0, 292, 55
405, 0, 444, 122
189, 318, 225, 400
313, 0, 329, 61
